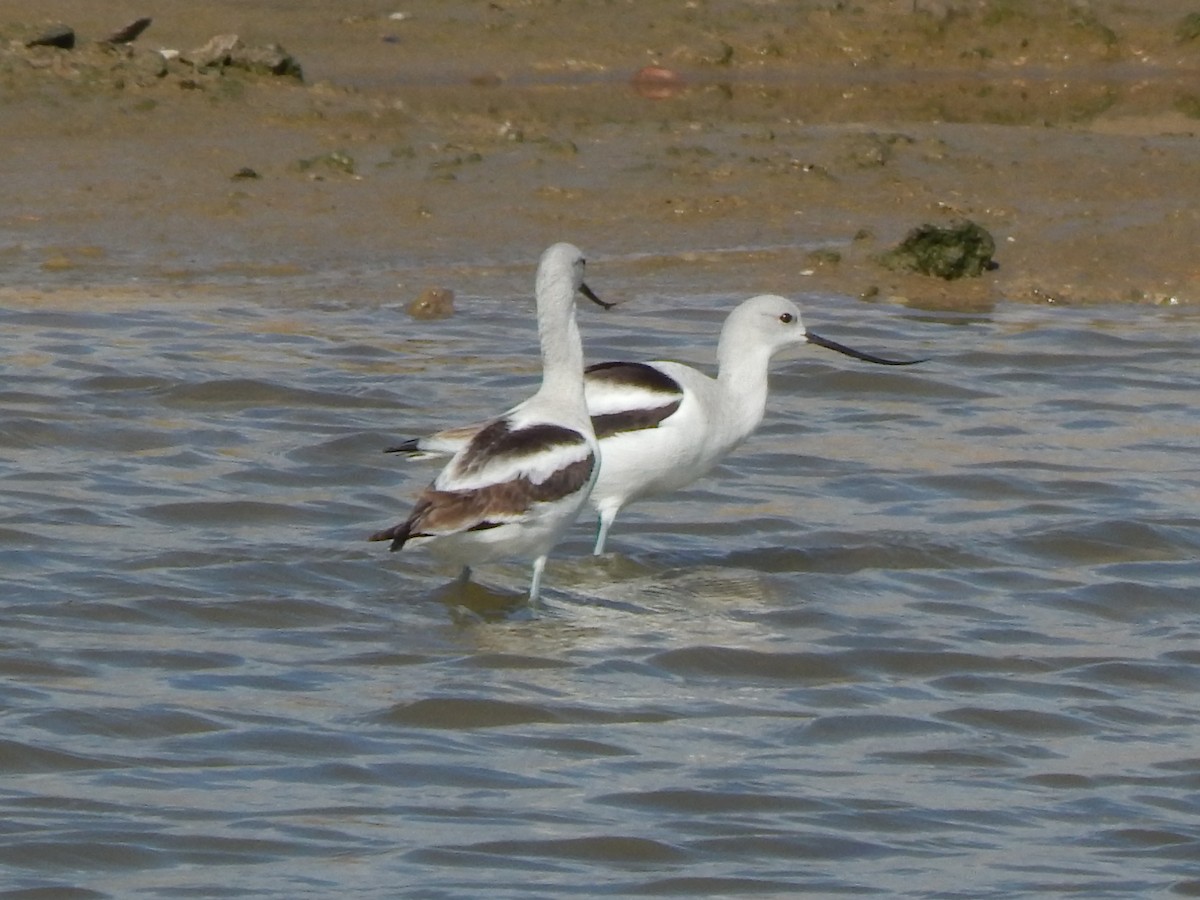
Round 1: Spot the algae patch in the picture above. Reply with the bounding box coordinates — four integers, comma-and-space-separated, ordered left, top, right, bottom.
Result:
879, 221, 997, 280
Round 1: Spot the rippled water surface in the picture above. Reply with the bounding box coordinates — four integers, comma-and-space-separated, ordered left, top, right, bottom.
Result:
2, 274, 1199, 898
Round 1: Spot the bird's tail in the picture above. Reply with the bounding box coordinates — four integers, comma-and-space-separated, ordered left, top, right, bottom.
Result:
383, 424, 479, 460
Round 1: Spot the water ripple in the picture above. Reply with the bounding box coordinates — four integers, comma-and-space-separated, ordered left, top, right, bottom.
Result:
1, 299, 1199, 895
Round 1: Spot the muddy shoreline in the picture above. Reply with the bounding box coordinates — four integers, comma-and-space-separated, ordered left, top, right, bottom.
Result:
2, 0, 1199, 309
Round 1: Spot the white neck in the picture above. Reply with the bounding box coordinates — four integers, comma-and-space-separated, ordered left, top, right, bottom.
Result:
533, 267, 588, 416
714, 323, 772, 444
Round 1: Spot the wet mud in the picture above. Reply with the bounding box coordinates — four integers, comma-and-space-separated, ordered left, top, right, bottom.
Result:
1, 0, 1199, 308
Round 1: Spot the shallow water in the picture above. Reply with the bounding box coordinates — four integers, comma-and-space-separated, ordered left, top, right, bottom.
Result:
2, 268, 1199, 898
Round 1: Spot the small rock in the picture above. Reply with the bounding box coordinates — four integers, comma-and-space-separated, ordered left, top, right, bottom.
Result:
26, 25, 75, 50
878, 220, 997, 280
182, 35, 302, 80
184, 33, 242, 70
703, 41, 734, 66
233, 43, 303, 79
911, 0, 968, 23
297, 150, 357, 177
128, 46, 168, 80
806, 247, 842, 267
103, 17, 152, 45
835, 132, 913, 170
407, 287, 456, 320
231, 167, 261, 180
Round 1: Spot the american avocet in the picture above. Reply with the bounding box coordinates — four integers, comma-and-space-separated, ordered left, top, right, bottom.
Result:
369, 242, 610, 602
389, 294, 923, 554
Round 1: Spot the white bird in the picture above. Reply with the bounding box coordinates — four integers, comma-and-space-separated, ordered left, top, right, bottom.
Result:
388, 294, 923, 555
369, 242, 611, 601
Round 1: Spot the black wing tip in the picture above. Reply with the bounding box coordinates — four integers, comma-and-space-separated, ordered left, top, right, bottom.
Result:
383, 438, 421, 454
369, 523, 410, 551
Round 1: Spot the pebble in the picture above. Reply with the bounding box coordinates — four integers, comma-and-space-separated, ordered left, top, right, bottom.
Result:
631, 65, 685, 100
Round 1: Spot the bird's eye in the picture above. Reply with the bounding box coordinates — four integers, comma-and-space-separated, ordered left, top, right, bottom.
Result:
779, 312, 795, 324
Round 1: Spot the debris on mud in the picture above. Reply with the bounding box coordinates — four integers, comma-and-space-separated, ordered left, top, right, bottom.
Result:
2, 18, 303, 92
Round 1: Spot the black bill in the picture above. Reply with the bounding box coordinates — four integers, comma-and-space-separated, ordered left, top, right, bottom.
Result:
806, 331, 926, 366
580, 281, 616, 310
